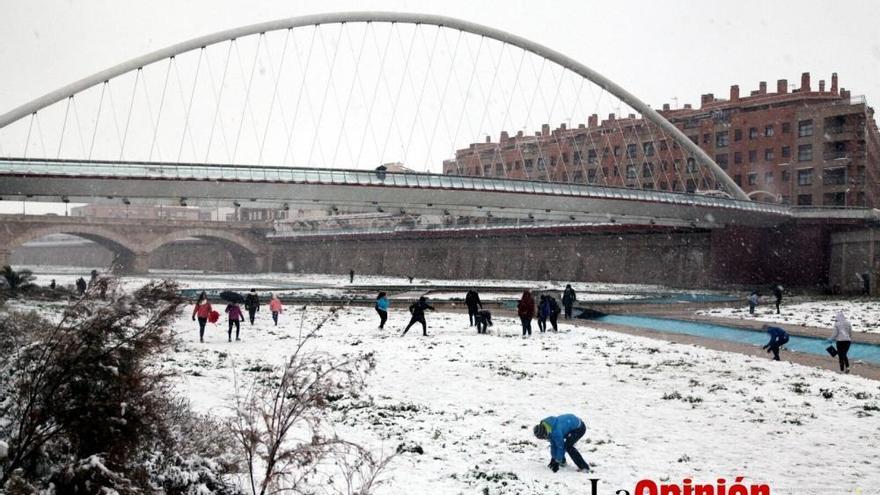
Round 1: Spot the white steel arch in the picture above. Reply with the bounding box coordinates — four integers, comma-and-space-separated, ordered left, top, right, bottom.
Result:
0, 12, 749, 200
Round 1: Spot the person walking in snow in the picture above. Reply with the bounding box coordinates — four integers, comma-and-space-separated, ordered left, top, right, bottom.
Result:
828, 311, 853, 373
244, 289, 260, 325
773, 285, 783, 314
269, 293, 283, 326
225, 301, 243, 342
402, 296, 435, 337
375, 291, 389, 329
533, 413, 590, 473
562, 284, 576, 319
465, 289, 483, 326
761, 324, 790, 361
517, 290, 535, 337
350, 269, 355, 283
537, 295, 550, 333
747, 291, 759, 315
75, 277, 87, 295
192, 292, 212, 343
547, 295, 561, 332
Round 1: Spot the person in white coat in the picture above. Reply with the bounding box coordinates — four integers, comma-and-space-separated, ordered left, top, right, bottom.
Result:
829, 311, 853, 373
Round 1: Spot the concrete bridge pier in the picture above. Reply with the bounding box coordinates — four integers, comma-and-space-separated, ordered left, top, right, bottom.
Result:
0, 250, 9, 269
111, 251, 152, 275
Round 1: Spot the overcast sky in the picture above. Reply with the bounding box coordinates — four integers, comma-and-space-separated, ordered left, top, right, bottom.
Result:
2, 0, 879, 113
1, 0, 879, 214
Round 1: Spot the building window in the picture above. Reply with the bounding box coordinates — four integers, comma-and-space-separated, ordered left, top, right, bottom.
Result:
734, 129, 742, 141
626, 144, 637, 158
798, 119, 813, 137
643, 142, 655, 156
715, 154, 728, 168
764, 148, 774, 161
764, 172, 774, 185
797, 168, 813, 186
715, 132, 729, 148
823, 192, 846, 206
734, 174, 742, 185
797, 194, 813, 206
642, 162, 653, 178
782, 122, 791, 133
686, 158, 698, 173
764, 125, 774, 137
688, 135, 698, 144
797, 144, 812, 162
659, 140, 669, 151
749, 127, 758, 139
537, 158, 546, 170
823, 167, 846, 185
573, 151, 582, 164
702, 133, 711, 144
781, 146, 791, 158
781, 170, 790, 182
747, 173, 757, 185
602, 167, 609, 177
748, 150, 757, 163
614, 145, 621, 156
587, 169, 597, 183
626, 164, 637, 179
587, 149, 598, 164
525, 159, 534, 171
734, 152, 742, 164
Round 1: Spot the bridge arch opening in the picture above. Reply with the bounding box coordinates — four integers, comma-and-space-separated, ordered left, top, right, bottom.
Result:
6, 229, 140, 274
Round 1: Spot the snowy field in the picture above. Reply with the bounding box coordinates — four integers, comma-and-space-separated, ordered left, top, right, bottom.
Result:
166, 304, 880, 494
697, 299, 880, 334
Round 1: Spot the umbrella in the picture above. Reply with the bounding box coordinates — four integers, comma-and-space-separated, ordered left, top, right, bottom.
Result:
219, 290, 245, 303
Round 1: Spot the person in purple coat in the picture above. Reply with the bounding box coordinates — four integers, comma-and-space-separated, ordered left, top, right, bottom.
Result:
225, 302, 244, 342
533, 413, 590, 472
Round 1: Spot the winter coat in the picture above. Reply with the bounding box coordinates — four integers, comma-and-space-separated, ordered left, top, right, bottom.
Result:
773, 286, 783, 302
245, 293, 260, 311
269, 298, 283, 313
830, 311, 852, 342
192, 301, 213, 319
539, 414, 584, 462
747, 293, 759, 305
765, 326, 789, 346
562, 287, 576, 305
539, 298, 552, 318
409, 299, 435, 319
464, 290, 482, 310
376, 296, 389, 311
225, 304, 243, 321
517, 292, 535, 319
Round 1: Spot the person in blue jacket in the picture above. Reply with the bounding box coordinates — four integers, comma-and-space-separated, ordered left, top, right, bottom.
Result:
375, 291, 389, 329
762, 324, 790, 361
532, 413, 590, 472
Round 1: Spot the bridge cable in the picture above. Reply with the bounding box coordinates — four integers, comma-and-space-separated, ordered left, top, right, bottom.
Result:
106, 81, 127, 160
70, 96, 88, 159
282, 27, 318, 166
423, 28, 462, 172
87, 82, 107, 160
204, 41, 234, 163
378, 23, 418, 168
568, 76, 604, 186
258, 29, 292, 165
644, 117, 676, 192
609, 102, 642, 188
526, 54, 560, 182
119, 68, 141, 160
148, 59, 173, 162
331, 24, 369, 169
321, 26, 358, 168
541, 63, 574, 183
471, 38, 506, 181
580, 84, 616, 186
34, 112, 48, 158
308, 25, 342, 168
232, 34, 263, 163
485, 46, 525, 180
176, 48, 204, 163
354, 23, 393, 171
402, 25, 440, 171
22, 112, 35, 158
56, 97, 72, 159
138, 67, 162, 161
448, 34, 484, 176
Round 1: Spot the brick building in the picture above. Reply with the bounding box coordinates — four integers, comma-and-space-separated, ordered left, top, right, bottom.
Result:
443, 72, 880, 207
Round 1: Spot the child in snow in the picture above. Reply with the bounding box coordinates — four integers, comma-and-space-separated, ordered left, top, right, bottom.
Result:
269, 294, 283, 326
474, 309, 493, 334
533, 413, 590, 472
192, 292, 212, 343
761, 325, 790, 361
225, 302, 243, 342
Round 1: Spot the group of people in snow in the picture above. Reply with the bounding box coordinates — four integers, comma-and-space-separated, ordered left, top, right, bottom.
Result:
191, 289, 284, 343
747, 285, 785, 315
760, 310, 854, 373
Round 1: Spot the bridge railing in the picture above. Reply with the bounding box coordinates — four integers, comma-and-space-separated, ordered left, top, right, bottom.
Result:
0, 158, 792, 216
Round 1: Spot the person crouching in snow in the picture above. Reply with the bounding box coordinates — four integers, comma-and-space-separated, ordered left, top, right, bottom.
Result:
761, 324, 790, 361
474, 309, 492, 334
269, 293, 283, 326
533, 413, 590, 472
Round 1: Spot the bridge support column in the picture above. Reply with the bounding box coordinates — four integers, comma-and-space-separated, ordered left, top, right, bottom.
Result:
0, 250, 10, 269
112, 252, 151, 275
253, 254, 269, 273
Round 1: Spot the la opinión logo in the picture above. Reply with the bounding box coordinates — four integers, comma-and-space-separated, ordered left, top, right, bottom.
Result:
585, 477, 771, 495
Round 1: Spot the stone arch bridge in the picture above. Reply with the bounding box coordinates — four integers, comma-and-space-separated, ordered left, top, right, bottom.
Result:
0, 214, 272, 274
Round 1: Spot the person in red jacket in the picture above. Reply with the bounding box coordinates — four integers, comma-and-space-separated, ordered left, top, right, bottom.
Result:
518, 290, 536, 338
192, 291, 212, 343
225, 302, 244, 342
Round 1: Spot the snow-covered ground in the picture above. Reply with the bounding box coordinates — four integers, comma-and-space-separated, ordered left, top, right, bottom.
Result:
697, 299, 880, 334
166, 305, 880, 494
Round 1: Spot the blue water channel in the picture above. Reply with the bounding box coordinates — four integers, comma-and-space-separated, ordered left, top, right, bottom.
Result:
591, 314, 880, 365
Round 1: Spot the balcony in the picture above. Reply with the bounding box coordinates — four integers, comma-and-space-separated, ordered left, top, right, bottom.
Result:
824, 124, 863, 140
822, 150, 865, 161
